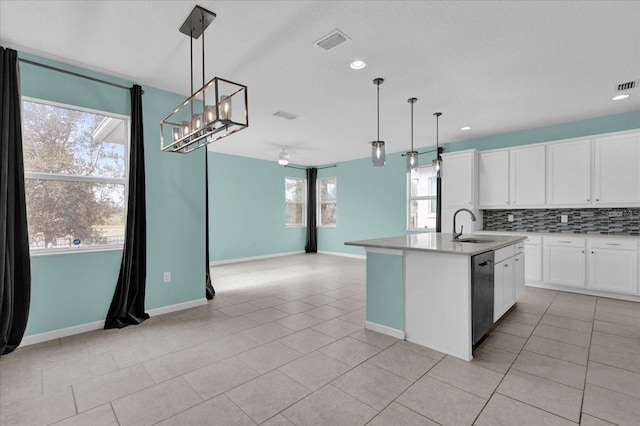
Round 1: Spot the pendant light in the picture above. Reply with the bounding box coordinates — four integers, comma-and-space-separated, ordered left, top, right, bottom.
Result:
160, 5, 249, 153
371, 78, 385, 166
433, 112, 443, 176
406, 97, 419, 171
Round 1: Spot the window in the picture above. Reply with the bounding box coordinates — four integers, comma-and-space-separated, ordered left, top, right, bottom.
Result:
22, 98, 129, 251
285, 177, 306, 227
318, 177, 337, 227
409, 166, 437, 230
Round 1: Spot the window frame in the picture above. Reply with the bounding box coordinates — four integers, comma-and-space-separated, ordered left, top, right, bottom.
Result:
22, 96, 130, 254
284, 176, 307, 228
317, 176, 337, 228
408, 165, 437, 231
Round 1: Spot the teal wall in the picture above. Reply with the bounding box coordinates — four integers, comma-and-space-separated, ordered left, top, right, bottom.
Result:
17, 46, 640, 336
318, 110, 640, 256
366, 252, 404, 331
20, 52, 206, 336
208, 152, 307, 261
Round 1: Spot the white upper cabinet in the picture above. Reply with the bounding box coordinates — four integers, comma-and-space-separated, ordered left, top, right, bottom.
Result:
593, 132, 640, 205
510, 145, 546, 206
547, 138, 591, 205
442, 150, 477, 208
479, 150, 509, 208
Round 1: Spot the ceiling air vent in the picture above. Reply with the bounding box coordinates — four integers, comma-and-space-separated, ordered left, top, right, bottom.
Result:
273, 110, 298, 120
315, 29, 350, 51
616, 80, 638, 92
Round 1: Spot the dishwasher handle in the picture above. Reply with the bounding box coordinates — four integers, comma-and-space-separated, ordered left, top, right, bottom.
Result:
478, 260, 492, 267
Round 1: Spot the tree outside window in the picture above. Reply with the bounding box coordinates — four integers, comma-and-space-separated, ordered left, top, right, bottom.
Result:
22, 99, 128, 250
318, 177, 337, 227
285, 177, 306, 227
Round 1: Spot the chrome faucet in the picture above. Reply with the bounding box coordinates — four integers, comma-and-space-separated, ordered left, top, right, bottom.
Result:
452, 208, 477, 240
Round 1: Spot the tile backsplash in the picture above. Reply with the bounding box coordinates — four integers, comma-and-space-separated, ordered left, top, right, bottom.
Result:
482, 208, 640, 235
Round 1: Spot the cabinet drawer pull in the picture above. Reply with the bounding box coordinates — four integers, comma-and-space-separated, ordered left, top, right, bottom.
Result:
559, 240, 572, 243
605, 243, 621, 246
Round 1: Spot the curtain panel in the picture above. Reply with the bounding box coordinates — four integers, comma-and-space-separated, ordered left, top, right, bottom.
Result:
305, 167, 318, 253
0, 47, 32, 355
105, 85, 149, 329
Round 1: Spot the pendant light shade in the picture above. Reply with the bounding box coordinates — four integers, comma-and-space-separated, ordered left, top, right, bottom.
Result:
433, 112, 443, 176
371, 78, 385, 167
406, 97, 419, 171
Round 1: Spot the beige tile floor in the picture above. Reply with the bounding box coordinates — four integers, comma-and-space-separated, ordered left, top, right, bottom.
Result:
1, 253, 639, 425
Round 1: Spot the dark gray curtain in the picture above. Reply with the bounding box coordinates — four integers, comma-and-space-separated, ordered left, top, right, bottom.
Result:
205, 151, 214, 299
105, 85, 149, 329
0, 47, 31, 355
305, 167, 317, 253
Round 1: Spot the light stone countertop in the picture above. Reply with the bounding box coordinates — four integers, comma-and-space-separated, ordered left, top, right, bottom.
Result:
345, 232, 527, 256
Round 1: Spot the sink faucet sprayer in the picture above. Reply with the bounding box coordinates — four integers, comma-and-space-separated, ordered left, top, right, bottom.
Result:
452, 208, 477, 240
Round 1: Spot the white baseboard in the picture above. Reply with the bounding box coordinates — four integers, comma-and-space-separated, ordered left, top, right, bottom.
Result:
146, 298, 208, 316
21, 298, 208, 347
210, 251, 305, 266
525, 282, 640, 303
365, 321, 405, 339
21, 320, 105, 347
317, 250, 366, 260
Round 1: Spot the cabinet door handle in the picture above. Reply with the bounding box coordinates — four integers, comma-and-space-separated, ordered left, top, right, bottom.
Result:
596, 199, 599, 202
591, 251, 595, 254
504, 264, 509, 268
587, 199, 590, 202
515, 258, 519, 262
581, 250, 585, 254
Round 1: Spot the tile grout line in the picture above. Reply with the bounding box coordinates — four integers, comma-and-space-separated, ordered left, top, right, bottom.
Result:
469, 291, 560, 425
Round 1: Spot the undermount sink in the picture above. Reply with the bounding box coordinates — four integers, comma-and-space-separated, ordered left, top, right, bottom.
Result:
451, 238, 496, 244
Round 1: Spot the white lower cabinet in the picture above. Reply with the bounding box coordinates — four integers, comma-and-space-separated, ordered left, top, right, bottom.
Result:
587, 239, 638, 294
524, 237, 542, 282
543, 237, 586, 288
514, 252, 525, 300
493, 244, 524, 322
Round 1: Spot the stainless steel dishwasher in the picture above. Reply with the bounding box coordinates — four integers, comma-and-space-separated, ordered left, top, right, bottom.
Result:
471, 251, 494, 345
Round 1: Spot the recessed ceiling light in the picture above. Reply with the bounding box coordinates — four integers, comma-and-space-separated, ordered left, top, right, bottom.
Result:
350, 60, 366, 70
461, 126, 472, 131
612, 94, 630, 101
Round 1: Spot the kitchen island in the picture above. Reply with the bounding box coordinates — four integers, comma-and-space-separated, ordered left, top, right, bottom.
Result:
345, 232, 527, 361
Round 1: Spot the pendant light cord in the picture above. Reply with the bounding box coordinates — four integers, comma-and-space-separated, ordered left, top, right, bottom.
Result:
377, 82, 380, 141
410, 101, 414, 151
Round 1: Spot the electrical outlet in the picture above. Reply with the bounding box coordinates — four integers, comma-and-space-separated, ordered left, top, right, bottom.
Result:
163, 272, 171, 283
507, 214, 514, 222
561, 214, 568, 223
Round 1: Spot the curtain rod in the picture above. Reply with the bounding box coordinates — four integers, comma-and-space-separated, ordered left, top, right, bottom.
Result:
284, 164, 337, 170
18, 58, 143, 94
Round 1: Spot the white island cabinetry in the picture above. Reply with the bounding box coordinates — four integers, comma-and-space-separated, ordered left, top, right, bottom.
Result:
345, 233, 526, 361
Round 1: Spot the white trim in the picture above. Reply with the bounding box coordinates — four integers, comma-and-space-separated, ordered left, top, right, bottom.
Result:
525, 282, 640, 303
210, 251, 305, 266
317, 250, 365, 259
146, 298, 208, 316
21, 320, 105, 346
21, 298, 208, 347
365, 321, 405, 339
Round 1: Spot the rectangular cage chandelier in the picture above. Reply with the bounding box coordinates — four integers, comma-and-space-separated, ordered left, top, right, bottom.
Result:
160, 5, 248, 153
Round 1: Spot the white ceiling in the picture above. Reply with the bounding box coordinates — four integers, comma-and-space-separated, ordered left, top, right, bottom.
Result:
1, 1, 639, 166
